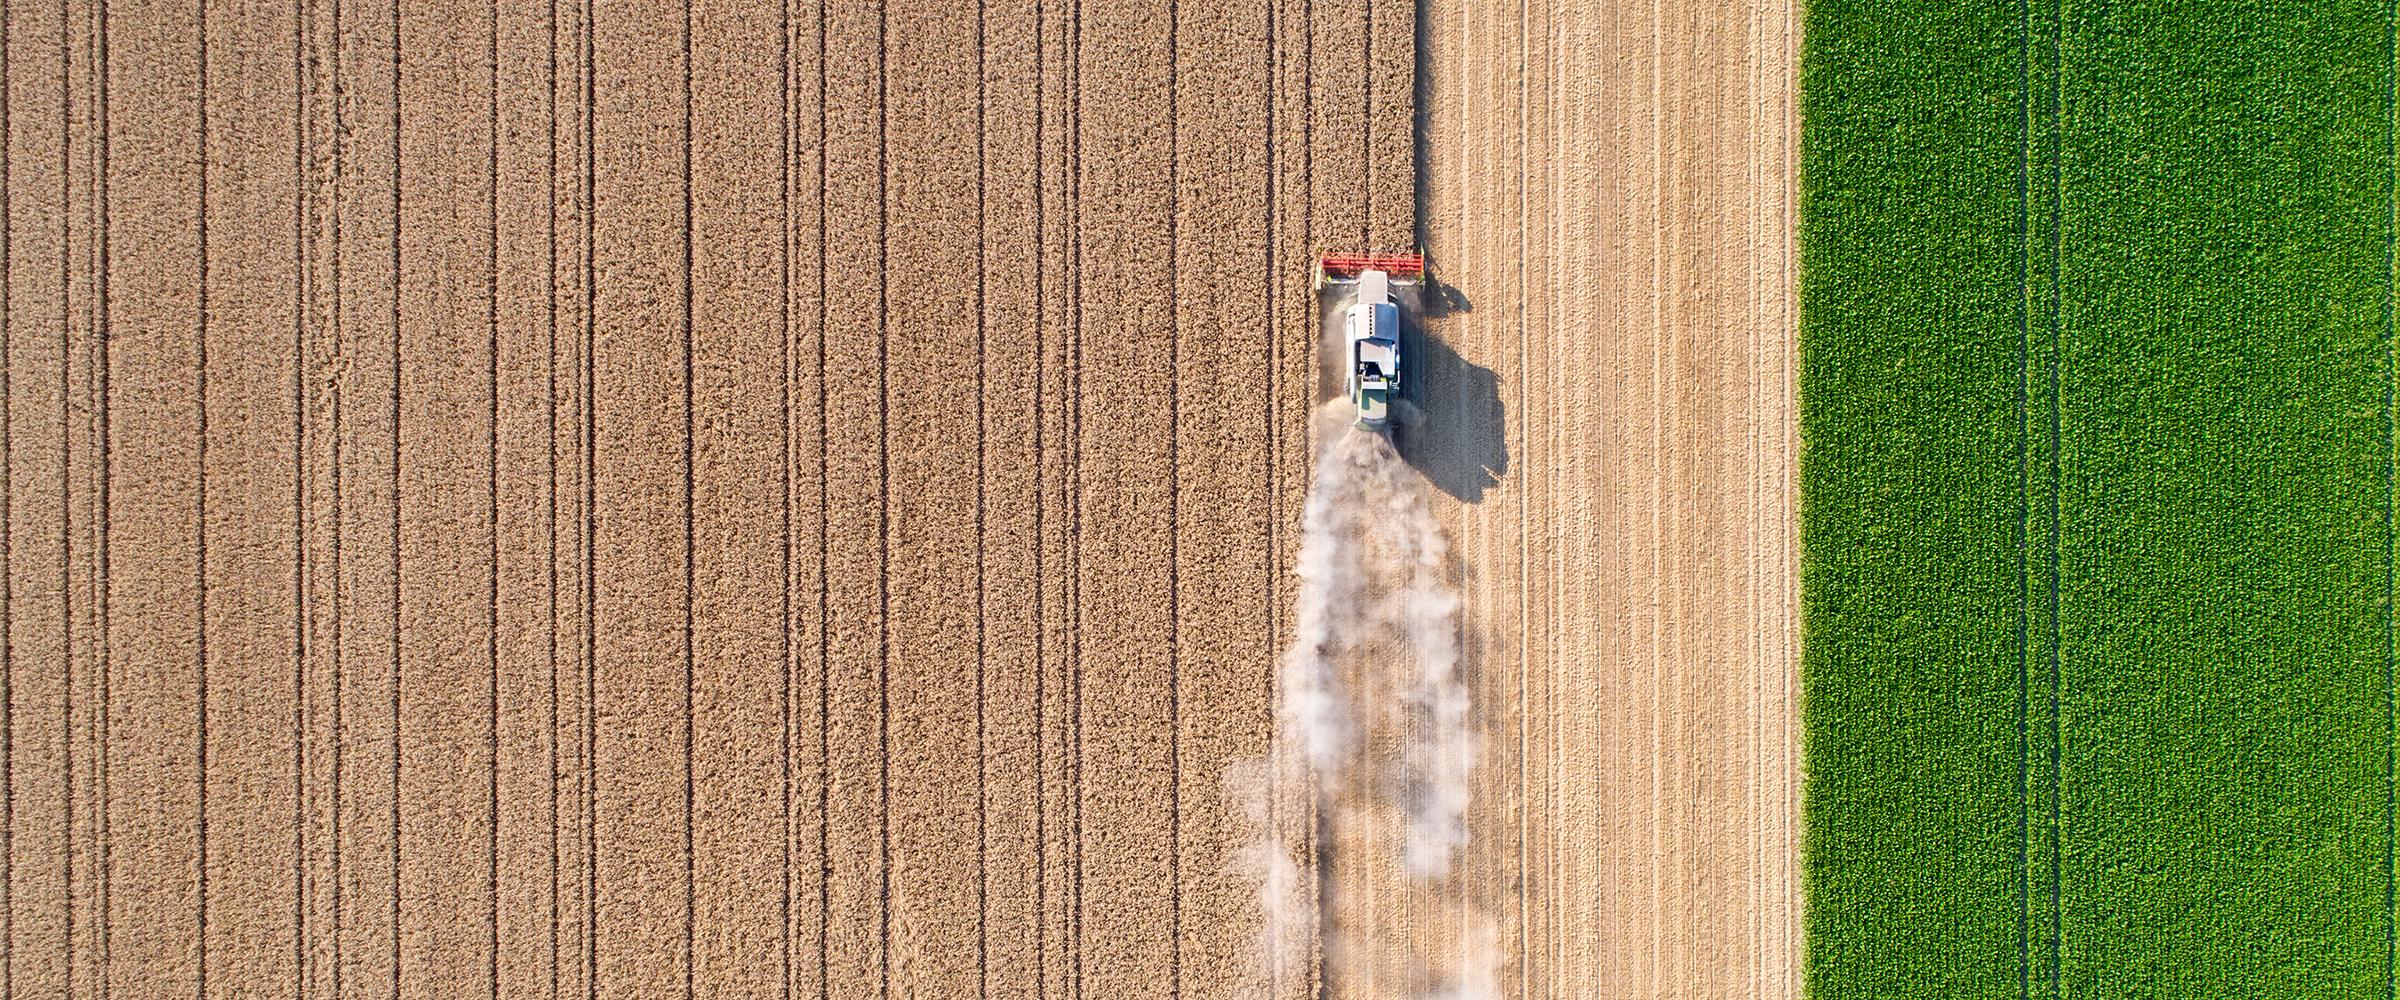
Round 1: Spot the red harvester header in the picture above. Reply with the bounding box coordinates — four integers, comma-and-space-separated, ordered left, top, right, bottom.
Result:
1319, 251, 1425, 278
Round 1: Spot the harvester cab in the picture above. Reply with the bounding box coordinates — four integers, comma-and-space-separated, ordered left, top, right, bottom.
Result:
1316, 251, 1424, 431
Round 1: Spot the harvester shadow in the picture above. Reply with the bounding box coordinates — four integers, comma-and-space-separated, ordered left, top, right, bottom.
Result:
1395, 321, 1507, 504
1416, 274, 1472, 319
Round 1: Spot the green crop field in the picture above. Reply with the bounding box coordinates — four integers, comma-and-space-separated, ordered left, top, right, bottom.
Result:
1802, 0, 2398, 996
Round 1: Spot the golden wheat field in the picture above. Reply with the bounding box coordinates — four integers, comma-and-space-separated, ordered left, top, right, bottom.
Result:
0, 0, 1792, 996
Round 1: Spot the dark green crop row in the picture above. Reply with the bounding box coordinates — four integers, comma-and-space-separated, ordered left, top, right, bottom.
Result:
1803, 0, 2397, 996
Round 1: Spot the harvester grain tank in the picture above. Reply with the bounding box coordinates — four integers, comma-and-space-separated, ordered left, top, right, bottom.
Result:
1316, 251, 1424, 430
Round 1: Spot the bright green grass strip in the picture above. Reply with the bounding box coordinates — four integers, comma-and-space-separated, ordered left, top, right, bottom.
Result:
1804, 0, 2398, 996
2055, 1, 2393, 994
1800, 0, 2031, 995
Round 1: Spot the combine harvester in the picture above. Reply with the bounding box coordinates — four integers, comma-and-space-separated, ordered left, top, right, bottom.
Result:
1316, 251, 1425, 430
